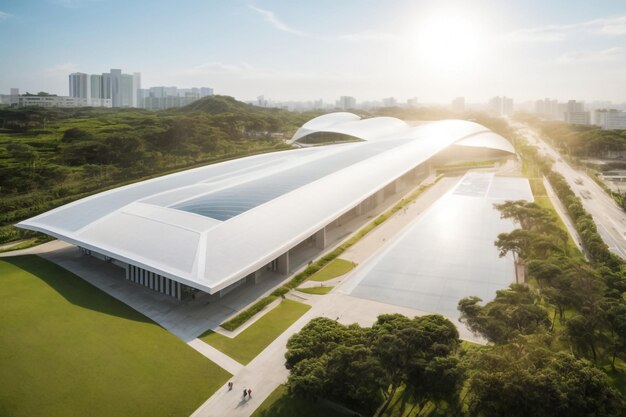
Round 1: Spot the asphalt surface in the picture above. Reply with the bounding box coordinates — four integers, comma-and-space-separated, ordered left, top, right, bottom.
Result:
514, 122, 626, 259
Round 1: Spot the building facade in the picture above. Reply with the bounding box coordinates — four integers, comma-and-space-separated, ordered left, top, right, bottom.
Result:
594, 109, 626, 130
139, 86, 214, 110
70, 69, 141, 108
17, 95, 111, 108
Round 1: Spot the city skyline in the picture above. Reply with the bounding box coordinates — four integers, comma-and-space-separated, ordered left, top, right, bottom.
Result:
0, 0, 625, 103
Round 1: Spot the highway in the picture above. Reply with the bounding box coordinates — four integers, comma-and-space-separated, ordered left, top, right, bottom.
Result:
514, 122, 626, 260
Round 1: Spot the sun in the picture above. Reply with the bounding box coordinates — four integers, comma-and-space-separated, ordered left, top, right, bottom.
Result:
411, 12, 484, 71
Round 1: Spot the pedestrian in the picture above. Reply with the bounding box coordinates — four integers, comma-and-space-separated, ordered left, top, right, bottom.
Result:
247, 388, 252, 398
243, 388, 247, 398
228, 381, 233, 391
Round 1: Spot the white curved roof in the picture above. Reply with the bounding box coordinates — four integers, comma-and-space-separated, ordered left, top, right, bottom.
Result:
18, 113, 514, 294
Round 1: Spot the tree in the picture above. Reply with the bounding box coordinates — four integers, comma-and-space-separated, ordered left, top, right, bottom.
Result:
458, 284, 551, 344
371, 314, 461, 415
285, 315, 462, 415
466, 343, 624, 417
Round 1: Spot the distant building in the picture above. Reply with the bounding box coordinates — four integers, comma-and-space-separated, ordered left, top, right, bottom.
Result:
256, 95, 269, 108
382, 97, 397, 108
70, 69, 141, 108
534, 98, 560, 119
0, 88, 20, 106
69, 73, 90, 99
594, 109, 626, 130
407, 97, 418, 108
17, 95, 111, 108
489, 96, 514, 116
452, 97, 465, 113
337, 96, 356, 110
140, 86, 213, 110
563, 100, 590, 125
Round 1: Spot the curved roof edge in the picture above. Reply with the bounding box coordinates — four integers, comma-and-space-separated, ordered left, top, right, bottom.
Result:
290, 112, 515, 155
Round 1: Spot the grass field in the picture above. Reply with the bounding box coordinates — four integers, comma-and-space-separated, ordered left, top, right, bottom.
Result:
251, 384, 349, 417
0, 255, 231, 417
200, 299, 310, 364
297, 286, 334, 295
308, 258, 355, 282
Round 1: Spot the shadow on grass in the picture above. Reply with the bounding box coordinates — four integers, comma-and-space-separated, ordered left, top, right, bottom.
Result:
252, 385, 354, 417
3, 255, 154, 325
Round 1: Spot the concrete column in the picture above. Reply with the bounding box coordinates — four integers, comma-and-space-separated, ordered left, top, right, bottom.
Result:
246, 270, 262, 284
314, 227, 327, 249
375, 189, 384, 206
277, 252, 290, 275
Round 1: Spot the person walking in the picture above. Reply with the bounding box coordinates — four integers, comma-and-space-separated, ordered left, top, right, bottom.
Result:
243, 388, 247, 399
247, 388, 252, 398
228, 382, 233, 391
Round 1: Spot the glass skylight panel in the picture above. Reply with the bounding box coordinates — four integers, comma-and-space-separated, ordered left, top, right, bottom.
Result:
172, 138, 412, 220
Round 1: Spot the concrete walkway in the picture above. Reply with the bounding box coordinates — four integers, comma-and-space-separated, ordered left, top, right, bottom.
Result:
187, 339, 244, 375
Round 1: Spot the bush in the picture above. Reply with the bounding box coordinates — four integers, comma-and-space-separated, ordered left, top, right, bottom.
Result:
221, 295, 278, 331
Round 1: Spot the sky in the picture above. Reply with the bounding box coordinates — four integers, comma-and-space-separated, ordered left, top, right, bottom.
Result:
0, 0, 625, 103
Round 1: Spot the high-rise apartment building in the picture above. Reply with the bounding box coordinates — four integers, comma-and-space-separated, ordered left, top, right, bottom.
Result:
140, 85, 214, 110
563, 100, 590, 125
69, 73, 90, 99
594, 109, 626, 130
337, 96, 356, 110
489, 96, 514, 116
534, 98, 560, 119
382, 97, 397, 108
70, 69, 141, 108
452, 97, 465, 113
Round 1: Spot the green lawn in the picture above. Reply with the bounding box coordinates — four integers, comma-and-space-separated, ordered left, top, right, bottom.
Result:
297, 286, 334, 295
0, 255, 231, 417
251, 384, 350, 417
308, 258, 355, 282
200, 299, 310, 364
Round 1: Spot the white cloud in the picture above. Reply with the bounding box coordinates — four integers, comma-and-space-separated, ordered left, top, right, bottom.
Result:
0, 11, 12, 20
558, 47, 626, 63
594, 15, 626, 35
249, 4, 397, 42
504, 14, 626, 43
249, 5, 308, 37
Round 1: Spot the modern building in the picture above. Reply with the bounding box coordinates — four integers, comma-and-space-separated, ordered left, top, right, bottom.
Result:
534, 98, 560, 119
16, 95, 111, 108
489, 96, 514, 116
563, 99, 590, 125
594, 109, 626, 130
18, 113, 515, 300
0, 88, 20, 106
69, 73, 90, 99
337, 96, 356, 110
452, 97, 465, 113
140, 86, 214, 110
70, 69, 141, 108
382, 97, 397, 108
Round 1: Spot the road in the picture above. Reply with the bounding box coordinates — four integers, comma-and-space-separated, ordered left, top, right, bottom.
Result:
513, 122, 626, 259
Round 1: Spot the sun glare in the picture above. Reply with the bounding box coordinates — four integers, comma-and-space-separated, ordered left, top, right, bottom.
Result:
411, 12, 484, 72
